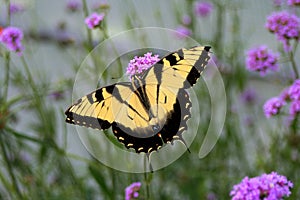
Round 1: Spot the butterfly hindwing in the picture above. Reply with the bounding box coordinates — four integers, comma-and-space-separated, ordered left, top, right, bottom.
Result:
112, 88, 192, 153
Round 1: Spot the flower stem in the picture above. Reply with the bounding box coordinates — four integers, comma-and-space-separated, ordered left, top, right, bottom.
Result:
144, 155, 150, 200
0, 131, 23, 199
290, 41, 299, 79
81, 0, 93, 51
101, 27, 123, 72
3, 52, 10, 102
3, 0, 11, 102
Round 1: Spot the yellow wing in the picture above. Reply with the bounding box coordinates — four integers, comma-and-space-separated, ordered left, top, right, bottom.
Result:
142, 46, 210, 93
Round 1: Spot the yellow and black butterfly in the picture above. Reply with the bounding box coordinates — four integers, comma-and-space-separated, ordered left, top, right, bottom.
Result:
65, 46, 211, 154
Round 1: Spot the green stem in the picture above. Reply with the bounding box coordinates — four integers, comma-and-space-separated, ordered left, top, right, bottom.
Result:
0, 168, 13, 199
3, 0, 11, 102
290, 41, 299, 79
3, 52, 10, 102
5, 126, 44, 144
144, 155, 150, 200
81, 0, 93, 51
0, 131, 23, 199
21, 56, 54, 144
101, 27, 123, 72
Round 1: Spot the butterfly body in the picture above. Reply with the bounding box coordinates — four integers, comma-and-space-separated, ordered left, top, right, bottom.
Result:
65, 46, 211, 153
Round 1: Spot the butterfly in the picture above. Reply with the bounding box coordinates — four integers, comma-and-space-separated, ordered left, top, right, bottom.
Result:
65, 46, 211, 154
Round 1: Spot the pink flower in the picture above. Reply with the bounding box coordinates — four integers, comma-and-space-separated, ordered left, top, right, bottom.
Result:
290, 100, 300, 116
0, 26, 24, 56
125, 182, 141, 200
85, 13, 105, 29
66, 0, 81, 12
194, 1, 213, 17
9, 3, 24, 14
266, 11, 300, 52
126, 52, 160, 79
245, 46, 279, 76
287, 0, 300, 6
279, 87, 290, 102
263, 97, 285, 118
273, 0, 284, 6
175, 26, 192, 39
288, 79, 300, 101
182, 15, 192, 25
230, 172, 293, 200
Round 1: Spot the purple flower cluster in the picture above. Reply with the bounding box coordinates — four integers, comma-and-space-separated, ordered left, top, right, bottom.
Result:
230, 172, 293, 200
85, 13, 105, 29
0, 26, 24, 56
290, 100, 300, 116
125, 182, 141, 200
240, 88, 257, 104
175, 26, 192, 39
288, 79, 300, 100
126, 52, 160, 79
9, 3, 24, 14
263, 97, 285, 118
287, 0, 300, 6
194, 1, 213, 17
288, 79, 300, 117
66, 0, 82, 12
182, 15, 192, 25
273, 0, 284, 6
263, 79, 300, 119
246, 46, 279, 76
266, 11, 300, 51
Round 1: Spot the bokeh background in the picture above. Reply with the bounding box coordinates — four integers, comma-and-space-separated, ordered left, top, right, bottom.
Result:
0, 0, 299, 199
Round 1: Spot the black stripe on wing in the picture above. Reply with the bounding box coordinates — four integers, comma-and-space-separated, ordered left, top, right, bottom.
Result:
111, 89, 192, 153
65, 83, 136, 130
184, 46, 210, 88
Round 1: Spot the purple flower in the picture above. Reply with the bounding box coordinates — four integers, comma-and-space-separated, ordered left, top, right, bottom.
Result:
279, 87, 290, 101
125, 182, 141, 200
0, 26, 24, 56
194, 1, 213, 17
175, 26, 192, 39
287, 0, 300, 6
273, 0, 283, 6
230, 172, 293, 200
290, 100, 300, 116
182, 15, 192, 25
85, 13, 105, 29
288, 79, 300, 101
66, 0, 81, 12
246, 46, 279, 76
126, 52, 160, 79
9, 3, 24, 14
49, 90, 65, 101
266, 11, 300, 52
263, 97, 285, 118
240, 88, 257, 104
